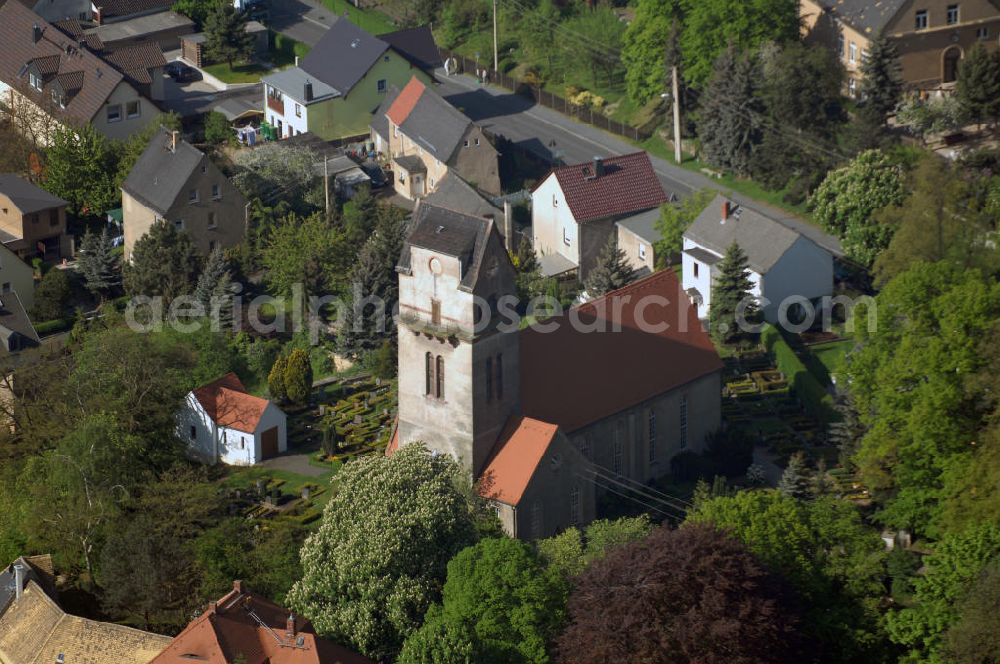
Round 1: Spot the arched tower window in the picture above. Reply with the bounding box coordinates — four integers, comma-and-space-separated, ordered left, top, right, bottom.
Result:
436, 355, 445, 399
425, 352, 433, 395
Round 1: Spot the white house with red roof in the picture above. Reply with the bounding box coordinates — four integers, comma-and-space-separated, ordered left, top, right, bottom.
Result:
178, 373, 287, 465
531, 152, 669, 281
390, 200, 722, 538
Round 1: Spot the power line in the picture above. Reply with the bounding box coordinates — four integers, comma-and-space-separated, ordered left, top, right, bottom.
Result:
590, 465, 695, 510
576, 471, 679, 519
587, 467, 691, 515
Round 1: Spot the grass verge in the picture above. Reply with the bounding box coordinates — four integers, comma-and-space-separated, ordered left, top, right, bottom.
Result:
318, 0, 395, 34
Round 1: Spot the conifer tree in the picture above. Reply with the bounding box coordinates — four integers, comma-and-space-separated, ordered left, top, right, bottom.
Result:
778, 452, 812, 499
585, 236, 635, 297
697, 45, 763, 177
859, 35, 903, 126
267, 355, 287, 402
956, 42, 1000, 128
77, 228, 120, 300
194, 245, 233, 329
283, 348, 312, 405
709, 241, 758, 345
124, 219, 201, 300
203, 0, 254, 68
513, 236, 544, 303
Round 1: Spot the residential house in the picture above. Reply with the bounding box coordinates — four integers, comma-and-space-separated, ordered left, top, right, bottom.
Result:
178, 372, 288, 465
0, 293, 40, 359
121, 128, 247, 259
0, 174, 71, 262
151, 581, 373, 664
531, 152, 670, 281
0, 554, 171, 664
0, 242, 35, 312
801, 0, 1000, 94
389, 201, 723, 538
374, 76, 502, 198
84, 10, 195, 52
682, 195, 834, 322
615, 207, 661, 276
16, 0, 92, 24
91, 0, 175, 24
0, 2, 158, 142
261, 16, 440, 140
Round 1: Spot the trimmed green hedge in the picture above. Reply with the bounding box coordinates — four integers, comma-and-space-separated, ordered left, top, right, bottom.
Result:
761, 324, 837, 423
34, 317, 74, 336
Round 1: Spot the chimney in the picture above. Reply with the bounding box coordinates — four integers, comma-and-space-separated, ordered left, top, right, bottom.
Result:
207, 600, 218, 613
13, 563, 25, 601
294, 55, 299, 67
32, 24, 42, 43
170, 130, 178, 153
592, 156, 604, 177
304, 80, 313, 102
286, 613, 296, 638
503, 200, 513, 252
233, 580, 244, 594
721, 199, 730, 223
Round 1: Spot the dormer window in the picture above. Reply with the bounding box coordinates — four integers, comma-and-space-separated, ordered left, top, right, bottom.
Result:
29, 72, 42, 91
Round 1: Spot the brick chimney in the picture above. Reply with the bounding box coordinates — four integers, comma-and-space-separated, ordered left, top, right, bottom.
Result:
170, 130, 178, 153
32, 24, 42, 43
233, 580, 245, 594
593, 156, 604, 177
721, 199, 730, 223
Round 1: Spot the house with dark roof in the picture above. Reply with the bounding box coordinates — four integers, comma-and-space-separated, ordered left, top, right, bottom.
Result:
0, 554, 171, 664
801, 0, 1000, 93
390, 200, 722, 538
683, 194, 833, 322
260, 16, 440, 140
0, 174, 71, 262
531, 152, 670, 281
178, 372, 287, 465
121, 128, 247, 259
0, 1, 158, 141
151, 581, 372, 664
377, 75, 501, 199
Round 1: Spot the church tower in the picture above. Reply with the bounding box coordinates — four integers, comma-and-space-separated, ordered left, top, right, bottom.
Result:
395, 201, 521, 477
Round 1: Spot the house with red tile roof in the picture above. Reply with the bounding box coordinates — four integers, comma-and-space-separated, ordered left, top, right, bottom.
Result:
531, 151, 670, 281
151, 581, 372, 664
392, 200, 722, 538
178, 372, 288, 465
373, 76, 501, 200
0, 1, 159, 142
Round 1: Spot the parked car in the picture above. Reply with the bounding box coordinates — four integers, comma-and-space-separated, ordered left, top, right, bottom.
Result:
166, 62, 199, 83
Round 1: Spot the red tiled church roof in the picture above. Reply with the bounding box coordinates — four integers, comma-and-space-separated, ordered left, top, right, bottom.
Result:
478, 417, 559, 505
192, 373, 271, 434
519, 269, 723, 432
542, 151, 669, 223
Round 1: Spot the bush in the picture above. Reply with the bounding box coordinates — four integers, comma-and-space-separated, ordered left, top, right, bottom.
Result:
204, 111, 232, 145
761, 324, 836, 423
31, 267, 73, 321
33, 317, 74, 336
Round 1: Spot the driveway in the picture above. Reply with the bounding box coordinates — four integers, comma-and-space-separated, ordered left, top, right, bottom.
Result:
259, 447, 327, 477
160, 73, 263, 117
268, 0, 337, 46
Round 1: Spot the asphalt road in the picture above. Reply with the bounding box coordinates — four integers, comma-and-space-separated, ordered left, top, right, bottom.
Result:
266, 0, 842, 256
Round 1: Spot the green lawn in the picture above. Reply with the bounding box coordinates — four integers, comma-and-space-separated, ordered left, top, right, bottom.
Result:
201, 33, 311, 83
804, 340, 852, 386
318, 0, 396, 34
222, 462, 340, 510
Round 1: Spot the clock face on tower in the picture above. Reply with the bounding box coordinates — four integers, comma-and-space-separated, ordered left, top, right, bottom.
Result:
429, 257, 443, 275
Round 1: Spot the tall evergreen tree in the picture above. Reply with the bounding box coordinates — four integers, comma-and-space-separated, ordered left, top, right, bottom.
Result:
585, 236, 635, 297
778, 452, 813, 499
709, 241, 758, 345
267, 355, 287, 402
77, 228, 120, 299
203, 0, 254, 68
956, 42, 1000, 128
697, 45, 763, 177
337, 211, 408, 359
859, 35, 903, 126
123, 219, 201, 300
194, 245, 233, 329
513, 236, 544, 303
283, 348, 312, 404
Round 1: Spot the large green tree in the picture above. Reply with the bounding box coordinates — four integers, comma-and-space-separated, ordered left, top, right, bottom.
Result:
31, 268, 72, 322
709, 241, 758, 346
698, 45, 763, 177
287, 444, 480, 660
848, 262, 1000, 532
44, 123, 118, 216
859, 36, 903, 126
261, 212, 349, 303
124, 219, 202, 300
956, 42, 1000, 128
203, 0, 254, 67
399, 538, 566, 664
679, 0, 800, 88
689, 490, 888, 661
536, 516, 652, 581
886, 524, 1000, 662
653, 189, 714, 267
621, 0, 681, 103
584, 236, 634, 297
193, 245, 234, 328
556, 524, 808, 663
77, 228, 121, 299
943, 558, 1000, 663
810, 149, 906, 264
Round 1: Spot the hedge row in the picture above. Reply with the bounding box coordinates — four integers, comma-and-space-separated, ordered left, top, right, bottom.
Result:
761, 324, 836, 423
34, 317, 75, 336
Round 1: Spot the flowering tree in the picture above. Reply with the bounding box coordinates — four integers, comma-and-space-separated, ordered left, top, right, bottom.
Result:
287, 443, 479, 660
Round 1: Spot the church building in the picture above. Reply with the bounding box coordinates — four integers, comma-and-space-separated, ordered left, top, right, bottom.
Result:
389, 201, 724, 539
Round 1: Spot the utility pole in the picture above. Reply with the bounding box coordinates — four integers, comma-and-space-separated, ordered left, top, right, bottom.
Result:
492, 0, 498, 73
324, 156, 330, 218
672, 65, 682, 164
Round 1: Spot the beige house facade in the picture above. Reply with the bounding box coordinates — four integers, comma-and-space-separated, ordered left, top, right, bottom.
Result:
0, 175, 71, 263
801, 0, 1000, 93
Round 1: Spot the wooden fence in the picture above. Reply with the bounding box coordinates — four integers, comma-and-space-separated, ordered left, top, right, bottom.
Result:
440, 49, 653, 144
